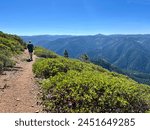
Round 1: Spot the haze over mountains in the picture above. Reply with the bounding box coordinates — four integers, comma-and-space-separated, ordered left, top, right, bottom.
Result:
21, 35, 72, 46
21, 34, 150, 74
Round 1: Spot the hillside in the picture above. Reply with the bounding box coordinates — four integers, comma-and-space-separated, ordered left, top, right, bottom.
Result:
0, 31, 25, 73
21, 35, 72, 46
33, 47, 150, 113
21, 34, 150, 74
91, 58, 150, 85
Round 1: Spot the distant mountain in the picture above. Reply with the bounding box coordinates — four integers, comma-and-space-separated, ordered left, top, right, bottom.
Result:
88, 35, 150, 73
36, 34, 150, 74
21, 35, 73, 46
43, 35, 100, 57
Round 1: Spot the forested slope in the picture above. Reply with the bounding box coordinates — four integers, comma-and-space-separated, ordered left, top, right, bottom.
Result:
33, 47, 150, 113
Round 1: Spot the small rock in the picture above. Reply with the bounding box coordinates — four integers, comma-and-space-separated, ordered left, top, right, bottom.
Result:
2, 73, 6, 75
0, 84, 9, 89
37, 101, 42, 105
16, 98, 20, 101
0, 85, 4, 89
4, 79, 8, 81
4, 84, 9, 89
31, 105, 34, 107
35, 110, 39, 113
36, 102, 39, 105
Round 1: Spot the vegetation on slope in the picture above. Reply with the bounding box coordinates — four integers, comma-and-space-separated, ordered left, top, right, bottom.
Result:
0, 31, 25, 73
34, 46, 59, 58
33, 47, 150, 113
91, 58, 150, 85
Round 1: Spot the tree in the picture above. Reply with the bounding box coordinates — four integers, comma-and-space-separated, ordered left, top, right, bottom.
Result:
64, 50, 69, 58
80, 54, 89, 62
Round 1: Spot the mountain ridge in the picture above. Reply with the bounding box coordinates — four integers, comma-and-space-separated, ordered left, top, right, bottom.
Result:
22, 34, 150, 73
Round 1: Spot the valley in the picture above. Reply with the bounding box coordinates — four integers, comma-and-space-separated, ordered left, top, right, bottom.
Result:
22, 34, 150, 85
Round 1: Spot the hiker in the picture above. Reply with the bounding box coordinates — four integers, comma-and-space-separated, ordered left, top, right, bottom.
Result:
27, 41, 34, 61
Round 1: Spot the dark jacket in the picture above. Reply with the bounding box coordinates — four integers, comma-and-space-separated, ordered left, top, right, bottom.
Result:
27, 44, 34, 53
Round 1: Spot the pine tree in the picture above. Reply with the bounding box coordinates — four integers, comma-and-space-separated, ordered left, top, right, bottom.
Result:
64, 50, 69, 58
80, 54, 89, 62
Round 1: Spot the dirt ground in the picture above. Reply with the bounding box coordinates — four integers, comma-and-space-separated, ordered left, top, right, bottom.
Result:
0, 50, 42, 113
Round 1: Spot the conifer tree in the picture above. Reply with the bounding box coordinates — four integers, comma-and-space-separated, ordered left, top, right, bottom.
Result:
64, 49, 69, 58
80, 54, 89, 62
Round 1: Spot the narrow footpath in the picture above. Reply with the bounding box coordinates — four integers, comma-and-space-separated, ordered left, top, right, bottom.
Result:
0, 50, 42, 112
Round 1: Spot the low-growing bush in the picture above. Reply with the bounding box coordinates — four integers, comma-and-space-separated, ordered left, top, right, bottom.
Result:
33, 58, 68, 78
34, 47, 58, 58
0, 31, 24, 73
0, 61, 3, 73
33, 57, 107, 79
0, 54, 15, 68
32, 47, 150, 113
42, 70, 150, 113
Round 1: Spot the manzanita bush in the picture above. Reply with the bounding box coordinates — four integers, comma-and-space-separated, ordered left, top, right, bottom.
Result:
33, 48, 150, 113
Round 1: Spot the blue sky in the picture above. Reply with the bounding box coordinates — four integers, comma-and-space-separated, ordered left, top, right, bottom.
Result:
0, 0, 150, 35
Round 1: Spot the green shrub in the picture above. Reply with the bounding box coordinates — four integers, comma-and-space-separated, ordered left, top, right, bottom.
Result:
33, 58, 68, 78
33, 57, 107, 79
32, 47, 150, 113
0, 31, 24, 73
0, 54, 15, 68
34, 47, 58, 58
42, 70, 150, 113
0, 61, 3, 73
33, 54, 150, 113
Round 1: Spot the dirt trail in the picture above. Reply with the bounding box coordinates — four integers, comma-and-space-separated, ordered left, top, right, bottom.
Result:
0, 50, 42, 113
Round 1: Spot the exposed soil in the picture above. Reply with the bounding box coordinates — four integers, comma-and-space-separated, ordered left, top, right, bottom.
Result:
0, 50, 42, 113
